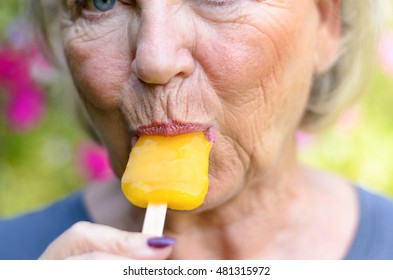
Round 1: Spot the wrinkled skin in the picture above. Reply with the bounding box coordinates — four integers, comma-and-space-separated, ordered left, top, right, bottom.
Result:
42, 0, 356, 259
62, 0, 337, 210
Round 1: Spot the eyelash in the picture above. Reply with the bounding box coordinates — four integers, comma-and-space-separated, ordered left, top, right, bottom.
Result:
74, 0, 86, 8
73, 0, 238, 9
74, 0, 135, 8
72, 0, 106, 20
68, 0, 239, 21
204, 0, 232, 7
71, 0, 135, 20
201, 0, 240, 8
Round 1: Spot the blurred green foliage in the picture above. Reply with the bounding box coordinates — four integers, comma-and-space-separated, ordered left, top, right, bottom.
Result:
0, 105, 85, 216
0, 2, 19, 37
0, 1, 393, 218
300, 70, 393, 196
0, 2, 86, 216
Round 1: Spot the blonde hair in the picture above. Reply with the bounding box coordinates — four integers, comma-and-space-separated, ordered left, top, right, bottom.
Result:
302, 0, 392, 130
29, 0, 392, 131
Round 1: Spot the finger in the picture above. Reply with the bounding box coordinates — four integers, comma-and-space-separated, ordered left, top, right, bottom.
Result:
39, 221, 174, 260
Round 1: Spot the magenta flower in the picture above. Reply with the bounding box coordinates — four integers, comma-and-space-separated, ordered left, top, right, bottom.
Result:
75, 142, 115, 182
0, 48, 30, 89
0, 18, 55, 132
379, 30, 393, 77
0, 47, 46, 132
5, 85, 45, 131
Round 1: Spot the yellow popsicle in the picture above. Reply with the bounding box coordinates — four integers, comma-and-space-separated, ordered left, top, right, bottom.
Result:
121, 132, 212, 211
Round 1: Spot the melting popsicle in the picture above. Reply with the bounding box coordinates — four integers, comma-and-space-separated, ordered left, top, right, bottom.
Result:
121, 132, 212, 235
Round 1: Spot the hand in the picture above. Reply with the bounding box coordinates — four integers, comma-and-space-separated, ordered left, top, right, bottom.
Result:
39, 221, 175, 260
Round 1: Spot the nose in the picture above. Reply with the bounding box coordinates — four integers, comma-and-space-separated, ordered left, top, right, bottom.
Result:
131, 5, 195, 85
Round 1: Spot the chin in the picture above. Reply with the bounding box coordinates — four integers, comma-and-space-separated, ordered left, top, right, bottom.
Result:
196, 172, 243, 212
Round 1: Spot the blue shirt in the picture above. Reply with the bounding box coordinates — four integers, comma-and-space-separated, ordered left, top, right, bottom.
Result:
0, 187, 393, 259
0, 192, 91, 259
345, 187, 393, 259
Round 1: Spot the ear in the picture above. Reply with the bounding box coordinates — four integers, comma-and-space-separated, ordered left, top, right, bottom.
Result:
314, 0, 341, 74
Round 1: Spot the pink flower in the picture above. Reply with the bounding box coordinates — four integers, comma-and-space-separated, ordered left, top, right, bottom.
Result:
75, 142, 115, 182
0, 47, 46, 132
5, 85, 45, 131
379, 31, 393, 76
4, 19, 54, 83
0, 19, 54, 132
0, 48, 30, 90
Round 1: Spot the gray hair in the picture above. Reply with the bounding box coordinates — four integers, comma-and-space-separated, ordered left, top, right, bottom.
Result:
28, 0, 392, 131
303, 0, 392, 130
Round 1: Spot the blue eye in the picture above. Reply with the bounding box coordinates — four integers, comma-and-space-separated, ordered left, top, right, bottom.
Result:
93, 0, 116, 11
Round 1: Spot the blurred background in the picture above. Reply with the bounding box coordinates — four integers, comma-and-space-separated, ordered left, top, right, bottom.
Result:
1, 2, 393, 217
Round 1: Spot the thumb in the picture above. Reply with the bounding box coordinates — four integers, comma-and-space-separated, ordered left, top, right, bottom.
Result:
39, 222, 175, 260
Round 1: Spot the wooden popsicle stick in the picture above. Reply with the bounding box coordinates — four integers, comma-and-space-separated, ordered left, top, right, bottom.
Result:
142, 203, 167, 236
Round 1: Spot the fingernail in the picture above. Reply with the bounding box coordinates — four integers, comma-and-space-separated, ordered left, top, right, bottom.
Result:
147, 236, 176, 248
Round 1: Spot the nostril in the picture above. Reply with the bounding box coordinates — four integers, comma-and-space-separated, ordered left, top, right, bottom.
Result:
131, 46, 194, 85
131, 55, 174, 85
176, 48, 195, 78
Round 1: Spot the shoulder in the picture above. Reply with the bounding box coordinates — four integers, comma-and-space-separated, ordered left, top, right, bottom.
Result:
345, 186, 393, 260
0, 192, 92, 260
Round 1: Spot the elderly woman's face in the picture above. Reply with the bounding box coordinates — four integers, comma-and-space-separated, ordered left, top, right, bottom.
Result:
62, 0, 338, 209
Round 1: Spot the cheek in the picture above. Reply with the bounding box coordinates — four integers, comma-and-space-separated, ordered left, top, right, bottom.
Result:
195, 7, 319, 177
194, 23, 289, 140
195, 22, 295, 122
196, 9, 318, 127
63, 29, 132, 111
196, 30, 268, 94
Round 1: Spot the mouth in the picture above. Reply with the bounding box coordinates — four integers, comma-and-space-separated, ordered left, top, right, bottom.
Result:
137, 120, 203, 136
135, 120, 216, 143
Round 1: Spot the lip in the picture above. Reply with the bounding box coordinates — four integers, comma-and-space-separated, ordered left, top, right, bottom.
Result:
133, 121, 217, 147
137, 120, 209, 137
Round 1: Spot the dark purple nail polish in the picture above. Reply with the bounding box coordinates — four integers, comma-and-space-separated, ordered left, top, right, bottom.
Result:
147, 237, 176, 248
